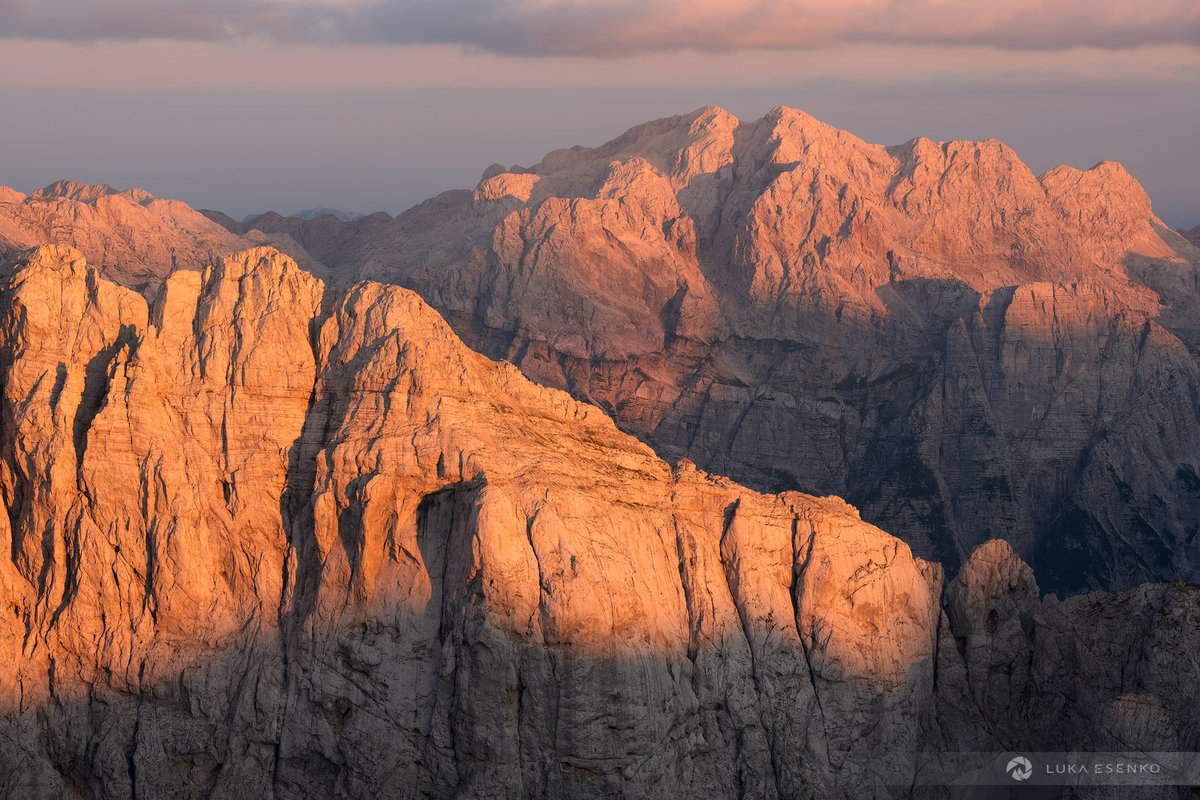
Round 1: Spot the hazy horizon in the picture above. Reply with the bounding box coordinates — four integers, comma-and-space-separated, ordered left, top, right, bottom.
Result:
1, 2, 1197, 226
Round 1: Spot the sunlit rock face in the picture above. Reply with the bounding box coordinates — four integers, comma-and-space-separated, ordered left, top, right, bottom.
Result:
263, 106, 1200, 593
0, 245, 1196, 799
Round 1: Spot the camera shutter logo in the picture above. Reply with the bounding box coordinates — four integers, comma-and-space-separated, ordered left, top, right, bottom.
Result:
1006, 756, 1033, 781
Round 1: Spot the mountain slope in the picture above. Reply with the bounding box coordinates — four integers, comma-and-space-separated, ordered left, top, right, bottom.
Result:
0, 245, 1196, 799
290, 106, 1200, 592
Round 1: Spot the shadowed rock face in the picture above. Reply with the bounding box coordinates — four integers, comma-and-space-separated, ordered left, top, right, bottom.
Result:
260, 106, 1200, 593
0, 245, 1196, 799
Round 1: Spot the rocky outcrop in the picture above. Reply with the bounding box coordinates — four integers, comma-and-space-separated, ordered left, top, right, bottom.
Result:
0, 244, 1196, 799
285, 106, 1200, 593
1181, 224, 1200, 247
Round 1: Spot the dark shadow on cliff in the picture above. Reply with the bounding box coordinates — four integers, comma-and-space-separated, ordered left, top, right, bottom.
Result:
8, 455, 1200, 800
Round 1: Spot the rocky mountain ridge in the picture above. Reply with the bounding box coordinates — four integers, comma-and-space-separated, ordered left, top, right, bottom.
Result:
0, 180, 330, 288
0, 243, 1196, 799
0, 179, 253, 288
217, 106, 1200, 594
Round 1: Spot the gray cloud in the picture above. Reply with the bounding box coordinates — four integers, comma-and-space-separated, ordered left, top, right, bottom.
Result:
2, 0, 1198, 54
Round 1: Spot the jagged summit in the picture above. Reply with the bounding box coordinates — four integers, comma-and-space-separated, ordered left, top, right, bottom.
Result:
479, 105, 1161, 258
26, 178, 162, 206
295, 104, 1180, 367
334, 104, 1174, 307
29, 178, 122, 203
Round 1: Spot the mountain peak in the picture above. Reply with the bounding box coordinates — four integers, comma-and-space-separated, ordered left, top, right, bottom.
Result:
329, 105, 1178, 325
529, 105, 740, 189
608, 104, 739, 149
753, 105, 880, 168
765, 104, 838, 131
30, 179, 121, 203
28, 179, 163, 207
1038, 158, 1156, 236
1, 178, 255, 289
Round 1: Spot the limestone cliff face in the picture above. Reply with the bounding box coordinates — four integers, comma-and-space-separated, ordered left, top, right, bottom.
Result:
0, 245, 1196, 799
277, 106, 1200, 593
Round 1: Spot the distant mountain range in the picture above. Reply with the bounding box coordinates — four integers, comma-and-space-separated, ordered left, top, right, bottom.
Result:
290, 207, 364, 222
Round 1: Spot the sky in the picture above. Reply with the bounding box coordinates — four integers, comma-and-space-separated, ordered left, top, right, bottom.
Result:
0, 1, 1197, 226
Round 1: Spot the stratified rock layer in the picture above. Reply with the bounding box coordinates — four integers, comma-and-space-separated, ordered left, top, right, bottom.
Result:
280, 106, 1200, 592
0, 245, 1196, 799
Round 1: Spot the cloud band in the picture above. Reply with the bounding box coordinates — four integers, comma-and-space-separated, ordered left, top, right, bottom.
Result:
2, 0, 1197, 54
